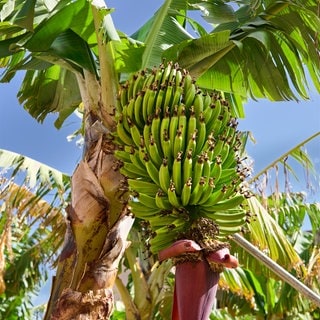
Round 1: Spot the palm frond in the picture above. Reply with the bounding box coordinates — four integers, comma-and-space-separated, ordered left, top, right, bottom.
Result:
0, 148, 70, 191
239, 196, 305, 274
161, 0, 320, 114
218, 267, 266, 317
0, 173, 67, 319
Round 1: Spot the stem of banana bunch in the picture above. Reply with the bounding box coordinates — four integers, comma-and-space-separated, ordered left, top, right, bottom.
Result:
158, 239, 238, 320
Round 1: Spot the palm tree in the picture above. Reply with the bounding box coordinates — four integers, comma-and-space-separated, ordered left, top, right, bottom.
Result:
0, 0, 319, 318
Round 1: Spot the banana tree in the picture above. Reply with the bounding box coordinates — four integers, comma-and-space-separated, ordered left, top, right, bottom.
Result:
0, 0, 319, 319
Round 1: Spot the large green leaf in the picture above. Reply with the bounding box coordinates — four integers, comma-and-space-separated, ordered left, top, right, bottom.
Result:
131, 0, 193, 69
17, 65, 82, 127
161, 0, 320, 108
163, 30, 233, 71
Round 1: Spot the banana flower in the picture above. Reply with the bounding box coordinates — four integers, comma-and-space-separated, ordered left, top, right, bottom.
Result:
159, 239, 238, 320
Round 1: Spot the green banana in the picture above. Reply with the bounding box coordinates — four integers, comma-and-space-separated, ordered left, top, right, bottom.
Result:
200, 186, 228, 208
193, 92, 204, 119
169, 107, 179, 145
201, 208, 247, 222
202, 152, 211, 181
210, 156, 222, 184
209, 98, 222, 124
171, 84, 183, 107
161, 61, 173, 84
186, 130, 197, 155
208, 194, 245, 211
160, 130, 172, 167
211, 118, 223, 137
120, 105, 131, 133
151, 108, 162, 149
198, 177, 215, 205
129, 147, 146, 173
147, 88, 157, 117
154, 64, 165, 85
222, 144, 237, 169
144, 153, 161, 186
182, 149, 193, 186
119, 83, 128, 111
195, 114, 206, 154
181, 177, 192, 206
213, 216, 247, 228
167, 62, 176, 83
126, 98, 135, 122
142, 88, 151, 122
128, 179, 159, 196
120, 162, 149, 179
134, 92, 144, 129
149, 214, 178, 228
116, 118, 134, 146
132, 71, 145, 98
173, 128, 184, 158
160, 107, 170, 147
217, 168, 238, 187
136, 192, 158, 209
159, 158, 171, 193
192, 154, 204, 190
143, 123, 151, 153
155, 190, 172, 210
138, 146, 147, 164
189, 177, 206, 205
148, 135, 163, 168
202, 92, 212, 111
183, 72, 196, 108
128, 118, 142, 148
211, 136, 225, 160
177, 105, 187, 152
167, 181, 182, 208
163, 83, 174, 109
129, 199, 162, 218
219, 104, 231, 132
155, 84, 166, 110
175, 69, 183, 87
172, 151, 183, 195
114, 149, 131, 163
218, 224, 243, 237
187, 106, 197, 140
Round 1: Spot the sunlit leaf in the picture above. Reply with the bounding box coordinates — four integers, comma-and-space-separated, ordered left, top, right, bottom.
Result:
0, 149, 70, 190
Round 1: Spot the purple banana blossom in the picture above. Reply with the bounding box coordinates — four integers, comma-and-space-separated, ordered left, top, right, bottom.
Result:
159, 239, 238, 320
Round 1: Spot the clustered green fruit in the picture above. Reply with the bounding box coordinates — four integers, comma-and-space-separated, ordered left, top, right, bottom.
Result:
114, 61, 252, 253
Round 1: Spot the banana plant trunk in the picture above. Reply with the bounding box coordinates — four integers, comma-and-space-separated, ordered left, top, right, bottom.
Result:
44, 61, 132, 318
44, 129, 132, 319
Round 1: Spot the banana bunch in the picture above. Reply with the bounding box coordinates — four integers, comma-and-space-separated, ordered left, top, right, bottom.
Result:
113, 62, 251, 253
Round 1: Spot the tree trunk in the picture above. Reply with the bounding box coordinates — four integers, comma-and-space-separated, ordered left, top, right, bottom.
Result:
45, 66, 133, 319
